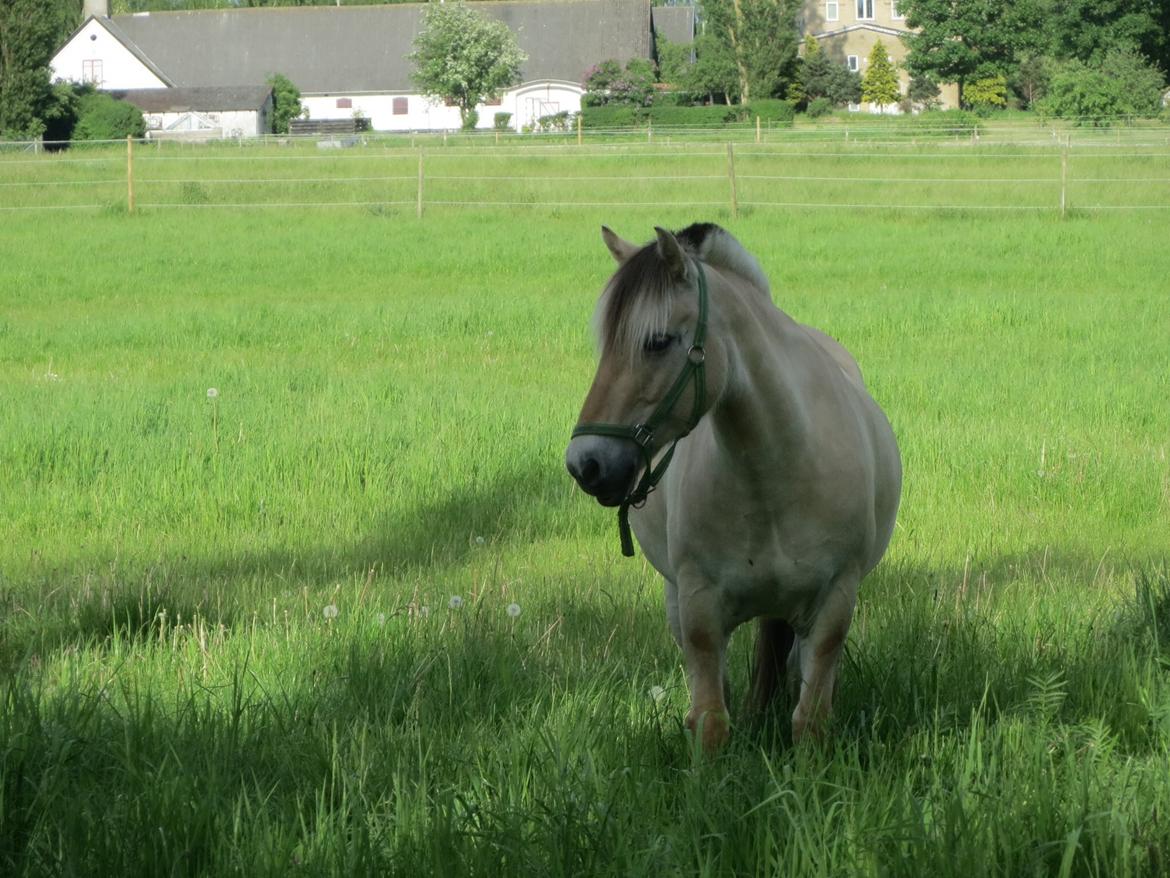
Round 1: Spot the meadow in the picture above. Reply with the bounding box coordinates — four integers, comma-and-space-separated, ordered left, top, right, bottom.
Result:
1, 137, 1169, 875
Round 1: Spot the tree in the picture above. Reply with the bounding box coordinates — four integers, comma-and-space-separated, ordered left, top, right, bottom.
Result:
72, 88, 146, 140
700, 0, 799, 104
0, 0, 79, 138
799, 37, 861, 107
1044, 0, 1160, 65
267, 73, 301, 133
1039, 48, 1165, 125
861, 40, 900, 110
409, 1, 526, 129
898, 0, 1044, 106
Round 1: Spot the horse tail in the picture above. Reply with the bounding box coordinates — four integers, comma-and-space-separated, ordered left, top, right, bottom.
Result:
749, 617, 796, 712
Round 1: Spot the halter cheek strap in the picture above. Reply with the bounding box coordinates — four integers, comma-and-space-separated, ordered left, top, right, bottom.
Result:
571, 261, 710, 557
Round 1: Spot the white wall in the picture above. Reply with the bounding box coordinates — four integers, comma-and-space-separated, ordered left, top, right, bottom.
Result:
302, 80, 585, 133
51, 19, 168, 89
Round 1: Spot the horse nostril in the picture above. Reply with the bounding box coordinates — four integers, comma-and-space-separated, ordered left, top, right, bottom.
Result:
579, 457, 601, 487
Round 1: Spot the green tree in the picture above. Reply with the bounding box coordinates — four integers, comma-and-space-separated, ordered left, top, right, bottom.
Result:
1039, 48, 1165, 125
685, 31, 740, 104
0, 0, 80, 138
861, 40, 900, 109
797, 35, 860, 107
898, 0, 1044, 106
1045, 0, 1160, 65
409, 1, 526, 129
700, 0, 799, 104
266, 73, 301, 133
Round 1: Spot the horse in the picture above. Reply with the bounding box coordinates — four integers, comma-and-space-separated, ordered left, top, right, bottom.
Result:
565, 223, 902, 751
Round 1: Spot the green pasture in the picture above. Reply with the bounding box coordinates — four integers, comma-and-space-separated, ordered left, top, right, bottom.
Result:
1, 144, 1169, 875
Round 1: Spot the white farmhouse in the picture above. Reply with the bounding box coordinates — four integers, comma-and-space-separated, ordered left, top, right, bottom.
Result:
51, 0, 695, 136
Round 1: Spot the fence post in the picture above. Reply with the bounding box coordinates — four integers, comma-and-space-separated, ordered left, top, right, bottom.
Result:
726, 142, 738, 219
648, 121, 652, 143
126, 136, 135, 214
417, 148, 424, 219
1059, 142, 1068, 219
756, 115, 761, 144
577, 113, 583, 147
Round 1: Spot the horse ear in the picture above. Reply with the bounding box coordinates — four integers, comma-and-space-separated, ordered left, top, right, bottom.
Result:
601, 226, 638, 264
654, 227, 688, 279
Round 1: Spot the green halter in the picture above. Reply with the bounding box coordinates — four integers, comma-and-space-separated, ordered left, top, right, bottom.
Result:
571, 261, 710, 557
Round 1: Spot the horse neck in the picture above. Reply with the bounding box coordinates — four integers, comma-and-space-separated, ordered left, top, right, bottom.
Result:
706, 280, 815, 457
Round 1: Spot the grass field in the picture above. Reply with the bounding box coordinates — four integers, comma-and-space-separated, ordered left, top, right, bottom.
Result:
2, 142, 1169, 875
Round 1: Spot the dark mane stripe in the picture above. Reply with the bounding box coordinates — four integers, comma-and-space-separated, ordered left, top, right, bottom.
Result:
598, 241, 675, 357
598, 222, 725, 358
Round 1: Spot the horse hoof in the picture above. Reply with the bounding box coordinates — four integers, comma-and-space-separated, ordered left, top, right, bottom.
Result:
686, 708, 730, 752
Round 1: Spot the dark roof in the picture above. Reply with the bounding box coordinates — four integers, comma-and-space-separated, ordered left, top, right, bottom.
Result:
650, 5, 694, 46
107, 86, 273, 113
105, 0, 669, 95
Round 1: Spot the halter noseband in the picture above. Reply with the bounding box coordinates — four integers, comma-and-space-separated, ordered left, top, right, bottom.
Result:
571, 261, 710, 557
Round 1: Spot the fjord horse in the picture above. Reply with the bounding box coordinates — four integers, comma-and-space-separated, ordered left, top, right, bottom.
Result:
566, 223, 901, 750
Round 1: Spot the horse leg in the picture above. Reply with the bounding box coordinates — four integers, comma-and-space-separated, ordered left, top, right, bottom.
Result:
677, 585, 731, 752
791, 571, 859, 743
748, 617, 796, 713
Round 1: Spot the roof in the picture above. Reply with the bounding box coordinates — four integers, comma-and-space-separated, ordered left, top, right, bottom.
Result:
106, 86, 273, 113
650, 5, 695, 46
102, 0, 667, 95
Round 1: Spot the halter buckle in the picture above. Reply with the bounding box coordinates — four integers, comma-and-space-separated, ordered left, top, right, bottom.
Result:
632, 424, 653, 447
687, 345, 706, 365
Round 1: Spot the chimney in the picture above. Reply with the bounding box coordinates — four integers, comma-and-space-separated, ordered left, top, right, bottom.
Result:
83, 0, 109, 18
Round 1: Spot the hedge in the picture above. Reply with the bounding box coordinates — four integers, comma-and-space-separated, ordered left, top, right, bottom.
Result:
581, 100, 795, 129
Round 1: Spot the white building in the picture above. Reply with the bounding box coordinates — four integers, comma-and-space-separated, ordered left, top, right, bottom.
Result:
51, 0, 695, 135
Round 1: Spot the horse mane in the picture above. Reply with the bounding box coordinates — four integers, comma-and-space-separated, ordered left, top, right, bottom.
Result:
595, 223, 770, 359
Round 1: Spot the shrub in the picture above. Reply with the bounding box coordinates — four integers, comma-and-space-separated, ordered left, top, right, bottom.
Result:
493, 112, 513, 130
806, 96, 832, 118
964, 75, 1008, 116
535, 110, 572, 132
748, 99, 796, 125
461, 109, 480, 130
583, 58, 657, 108
1039, 50, 1165, 125
72, 91, 145, 141
267, 73, 301, 134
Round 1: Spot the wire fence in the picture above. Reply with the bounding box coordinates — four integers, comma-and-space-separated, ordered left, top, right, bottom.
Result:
2, 129, 1169, 215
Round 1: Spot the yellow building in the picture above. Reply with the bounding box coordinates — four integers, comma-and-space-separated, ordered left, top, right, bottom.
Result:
799, 0, 959, 111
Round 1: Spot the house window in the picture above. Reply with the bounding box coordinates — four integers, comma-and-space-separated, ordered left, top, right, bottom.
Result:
847, 55, 859, 72
856, 0, 874, 19
393, 97, 408, 115
336, 98, 352, 109
891, 0, 904, 18
826, 0, 839, 21
81, 59, 103, 85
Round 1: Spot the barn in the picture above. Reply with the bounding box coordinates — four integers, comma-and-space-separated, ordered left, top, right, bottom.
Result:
51, 0, 696, 135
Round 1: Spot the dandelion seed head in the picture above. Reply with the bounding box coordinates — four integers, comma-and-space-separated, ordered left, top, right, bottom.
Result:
375, 613, 386, 626
448, 595, 463, 609
207, 387, 219, 399
323, 604, 339, 620
648, 685, 666, 704
475, 536, 485, 545
506, 602, 521, 618
419, 606, 430, 618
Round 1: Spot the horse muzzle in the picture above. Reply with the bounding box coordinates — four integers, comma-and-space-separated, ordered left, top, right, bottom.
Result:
565, 434, 641, 507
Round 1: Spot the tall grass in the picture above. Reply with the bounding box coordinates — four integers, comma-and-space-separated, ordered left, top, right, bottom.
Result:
1, 151, 1168, 875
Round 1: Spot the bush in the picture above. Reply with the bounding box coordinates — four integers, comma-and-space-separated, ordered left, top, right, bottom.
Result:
267, 73, 302, 135
748, 99, 796, 125
806, 96, 832, 118
493, 112, 513, 131
964, 75, 1008, 116
72, 91, 145, 141
1039, 50, 1165, 125
535, 111, 572, 132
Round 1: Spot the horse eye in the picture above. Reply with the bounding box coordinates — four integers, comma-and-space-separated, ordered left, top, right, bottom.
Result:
643, 333, 675, 354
